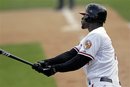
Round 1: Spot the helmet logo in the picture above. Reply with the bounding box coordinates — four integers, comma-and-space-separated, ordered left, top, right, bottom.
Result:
89, 10, 93, 13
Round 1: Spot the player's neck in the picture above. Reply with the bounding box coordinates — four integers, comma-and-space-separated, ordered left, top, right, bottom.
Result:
88, 23, 103, 32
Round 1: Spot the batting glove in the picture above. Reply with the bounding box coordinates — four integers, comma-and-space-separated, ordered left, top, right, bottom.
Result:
37, 60, 49, 68
32, 64, 56, 77
42, 65, 57, 77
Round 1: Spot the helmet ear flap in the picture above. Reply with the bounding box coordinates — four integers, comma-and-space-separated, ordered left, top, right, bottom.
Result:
97, 12, 107, 23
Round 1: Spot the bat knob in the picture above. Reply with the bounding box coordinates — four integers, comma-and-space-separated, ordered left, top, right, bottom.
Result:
0, 49, 3, 54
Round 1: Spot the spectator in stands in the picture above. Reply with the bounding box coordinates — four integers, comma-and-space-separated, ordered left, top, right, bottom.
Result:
56, 0, 75, 10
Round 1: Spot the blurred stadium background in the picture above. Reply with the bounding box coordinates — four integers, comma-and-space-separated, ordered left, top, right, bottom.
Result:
0, 0, 130, 87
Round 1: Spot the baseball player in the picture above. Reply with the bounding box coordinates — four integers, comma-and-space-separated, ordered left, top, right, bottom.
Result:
32, 3, 121, 87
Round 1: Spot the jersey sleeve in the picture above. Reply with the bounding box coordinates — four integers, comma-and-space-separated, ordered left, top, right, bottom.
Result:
78, 33, 102, 60
73, 43, 82, 52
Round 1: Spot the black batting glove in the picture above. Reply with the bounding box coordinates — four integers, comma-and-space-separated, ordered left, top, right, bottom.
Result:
32, 63, 44, 73
37, 60, 49, 68
32, 64, 56, 77
41, 65, 57, 77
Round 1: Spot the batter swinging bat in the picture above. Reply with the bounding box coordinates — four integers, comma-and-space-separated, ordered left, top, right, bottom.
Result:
0, 49, 33, 66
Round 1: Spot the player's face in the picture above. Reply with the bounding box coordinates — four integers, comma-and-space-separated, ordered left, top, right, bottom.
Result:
81, 15, 89, 29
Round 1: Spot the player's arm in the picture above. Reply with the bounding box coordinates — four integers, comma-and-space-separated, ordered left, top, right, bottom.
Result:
32, 54, 92, 76
53, 54, 92, 72
36, 48, 78, 68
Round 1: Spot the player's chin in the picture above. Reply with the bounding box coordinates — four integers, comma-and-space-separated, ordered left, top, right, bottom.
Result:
81, 25, 87, 29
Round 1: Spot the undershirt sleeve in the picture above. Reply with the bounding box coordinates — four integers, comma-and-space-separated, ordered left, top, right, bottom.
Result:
53, 54, 92, 72
45, 48, 78, 65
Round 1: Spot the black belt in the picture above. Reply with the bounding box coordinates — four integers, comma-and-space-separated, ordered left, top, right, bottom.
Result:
88, 77, 112, 85
100, 77, 121, 85
88, 77, 121, 85
100, 77, 112, 83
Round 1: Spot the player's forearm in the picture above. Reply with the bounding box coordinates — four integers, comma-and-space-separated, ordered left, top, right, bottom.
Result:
53, 54, 92, 72
45, 48, 78, 65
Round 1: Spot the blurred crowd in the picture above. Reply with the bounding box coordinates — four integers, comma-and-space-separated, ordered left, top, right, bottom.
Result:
56, 0, 75, 10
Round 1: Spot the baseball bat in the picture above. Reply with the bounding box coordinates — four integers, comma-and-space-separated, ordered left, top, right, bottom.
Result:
0, 49, 33, 66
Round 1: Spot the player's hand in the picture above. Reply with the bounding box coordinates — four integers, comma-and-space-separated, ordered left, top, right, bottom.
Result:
37, 60, 49, 68
32, 64, 56, 77
32, 63, 44, 73
41, 65, 57, 77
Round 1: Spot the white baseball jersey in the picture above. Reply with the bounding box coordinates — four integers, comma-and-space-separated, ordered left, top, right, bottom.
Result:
74, 27, 120, 85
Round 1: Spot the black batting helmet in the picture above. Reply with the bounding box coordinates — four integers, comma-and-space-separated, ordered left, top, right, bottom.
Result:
80, 3, 107, 23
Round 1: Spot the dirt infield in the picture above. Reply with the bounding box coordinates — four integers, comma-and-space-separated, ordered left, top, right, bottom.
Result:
0, 7, 130, 87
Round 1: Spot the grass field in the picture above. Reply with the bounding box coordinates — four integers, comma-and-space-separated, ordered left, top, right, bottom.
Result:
0, 43, 57, 87
0, 0, 56, 10
0, 0, 130, 21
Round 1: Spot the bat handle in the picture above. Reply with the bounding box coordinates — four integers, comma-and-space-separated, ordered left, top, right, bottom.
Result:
0, 49, 34, 66
10, 55, 34, 66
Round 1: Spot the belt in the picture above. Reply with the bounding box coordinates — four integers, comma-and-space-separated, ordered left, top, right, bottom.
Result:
101, 77, 121, 85
100, 77, 112, 83
88, 77, 112, 85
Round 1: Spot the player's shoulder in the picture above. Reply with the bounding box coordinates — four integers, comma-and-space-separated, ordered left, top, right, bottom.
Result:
87, 31, 103, 39
89, 27, 107, 37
